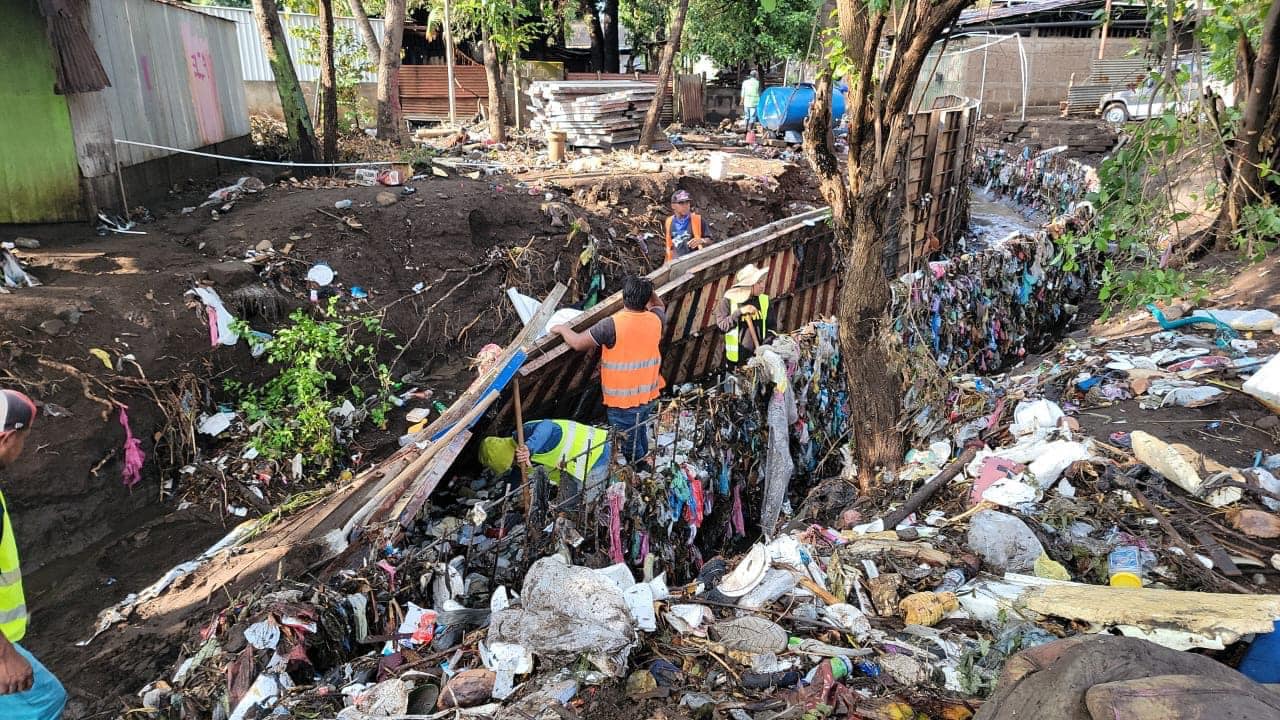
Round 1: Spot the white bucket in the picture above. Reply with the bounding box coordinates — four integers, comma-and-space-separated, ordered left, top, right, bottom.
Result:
708, 152, 731, 181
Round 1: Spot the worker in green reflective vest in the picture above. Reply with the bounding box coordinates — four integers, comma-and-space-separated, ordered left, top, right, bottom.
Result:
715, 263, 775, 366
479, 419, 612, 512
0, 390, 66, 720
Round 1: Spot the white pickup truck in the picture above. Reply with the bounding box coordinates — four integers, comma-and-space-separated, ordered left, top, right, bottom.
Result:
1098, 58, 1235, 124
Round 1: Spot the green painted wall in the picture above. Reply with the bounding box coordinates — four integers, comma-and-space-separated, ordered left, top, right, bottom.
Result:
0, 0, 83, 223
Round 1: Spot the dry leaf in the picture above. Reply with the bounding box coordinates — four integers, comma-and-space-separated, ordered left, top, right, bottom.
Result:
1229, 509, 1280, 539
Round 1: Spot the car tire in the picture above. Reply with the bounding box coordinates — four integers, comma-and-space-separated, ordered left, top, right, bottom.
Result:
1103, 103, 1129, 124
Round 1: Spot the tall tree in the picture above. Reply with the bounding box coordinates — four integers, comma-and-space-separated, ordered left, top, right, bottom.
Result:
317, 0, 340, 160
447, 0, 536, 142
801, 0, 971, 493
685, 0, 820, 69
637, 0, 689, 149
480, 29, 507, 141
253, 0, 321, 161
582, 0, 606, 71
347, 0, 383, 65
376, 0, 408, 143
602, 0, 620, 71
1215, 0, 1280, 242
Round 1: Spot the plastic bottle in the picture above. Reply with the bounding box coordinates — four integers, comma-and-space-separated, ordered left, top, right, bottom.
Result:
1108, 545, 1143, 587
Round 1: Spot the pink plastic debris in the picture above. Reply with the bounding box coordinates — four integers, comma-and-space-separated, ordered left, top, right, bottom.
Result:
118, 405, 145, 488
607, 483, 625, 564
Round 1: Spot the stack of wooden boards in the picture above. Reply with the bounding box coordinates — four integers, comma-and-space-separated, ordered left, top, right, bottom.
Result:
528, 80, 657, 149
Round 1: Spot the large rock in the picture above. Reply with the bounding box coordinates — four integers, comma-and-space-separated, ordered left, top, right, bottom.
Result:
976, 635, 1280, 720
204, 260, 257, 287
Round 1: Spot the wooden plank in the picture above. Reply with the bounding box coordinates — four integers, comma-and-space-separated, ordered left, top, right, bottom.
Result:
415, 283, 567, 442
394, 430, 472, 528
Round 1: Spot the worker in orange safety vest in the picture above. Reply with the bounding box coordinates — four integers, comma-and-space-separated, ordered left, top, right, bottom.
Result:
551, 276, 665, 466
664, 189, 707, 262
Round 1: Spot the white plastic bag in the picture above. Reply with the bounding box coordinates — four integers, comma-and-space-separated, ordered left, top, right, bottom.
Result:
1191, 308, 1280, 332
1243, 354, 1280, 412
1010, 399, 1064, 437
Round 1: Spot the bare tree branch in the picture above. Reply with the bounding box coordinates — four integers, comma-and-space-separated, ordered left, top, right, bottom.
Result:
803, 69, 849, 220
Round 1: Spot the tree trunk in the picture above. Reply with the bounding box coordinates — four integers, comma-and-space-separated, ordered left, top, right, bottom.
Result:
1216, 0, 1280, 243
252, 0, 319, 162
347, 0, 382, 66
376, 0, 407, 144
583, 0, 606, 71
317, 0, 339, 161
638, 0, 689, 150
832, 192, 902, 493
602, 0, 620, 72
443, 0, 458, 124
481, 32, 507, 142
800, 0, 972, 492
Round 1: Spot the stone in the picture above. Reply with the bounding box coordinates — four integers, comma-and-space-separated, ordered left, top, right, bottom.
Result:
205, 260, 257, 287
254, 239, 273, 252
1257, 414, 1280, 430
228, 229, 249, 243
58, 309, 82, 326
376, 191, 399, 207
13, 237, 39, 249
39, 319, 65, 336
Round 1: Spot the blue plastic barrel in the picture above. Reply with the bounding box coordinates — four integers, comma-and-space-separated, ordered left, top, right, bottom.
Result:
756, 84, 847, 133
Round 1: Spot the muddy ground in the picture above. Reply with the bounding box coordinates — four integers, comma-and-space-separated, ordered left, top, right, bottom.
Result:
0, 157, 816, 717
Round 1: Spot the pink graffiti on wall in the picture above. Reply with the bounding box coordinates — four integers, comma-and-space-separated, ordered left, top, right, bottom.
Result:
180, 23, 225, 145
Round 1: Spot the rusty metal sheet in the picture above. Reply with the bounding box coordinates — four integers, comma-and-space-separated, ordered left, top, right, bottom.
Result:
399, 65, 490, 119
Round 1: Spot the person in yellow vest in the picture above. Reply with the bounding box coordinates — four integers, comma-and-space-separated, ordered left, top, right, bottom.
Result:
715, 263, 775, 366
552, 276, 665, 465
478, 419, 611, 510
664, 190, 706, 263
0, 390, 66, 719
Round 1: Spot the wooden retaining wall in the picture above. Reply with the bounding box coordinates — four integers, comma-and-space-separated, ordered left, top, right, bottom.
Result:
498, 207, 836, 424
493, 96, 980, 426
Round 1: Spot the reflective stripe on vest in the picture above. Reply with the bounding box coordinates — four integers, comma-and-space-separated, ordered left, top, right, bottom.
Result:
664, 214, 703, 262
725, 294, 770, 362
0, 490, 27, 644
600, 310, 663, 408
530, 420, 610, 484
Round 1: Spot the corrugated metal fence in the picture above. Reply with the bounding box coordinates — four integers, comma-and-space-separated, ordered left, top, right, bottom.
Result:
189, 4, 383, 83
88, 0, 250, 167
400, 64, 490, 119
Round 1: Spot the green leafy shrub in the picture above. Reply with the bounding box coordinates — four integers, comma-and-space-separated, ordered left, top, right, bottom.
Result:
226, 298, 394, 472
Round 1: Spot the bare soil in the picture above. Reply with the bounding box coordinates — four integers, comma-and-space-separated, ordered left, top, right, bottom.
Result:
0, 159, 814, 718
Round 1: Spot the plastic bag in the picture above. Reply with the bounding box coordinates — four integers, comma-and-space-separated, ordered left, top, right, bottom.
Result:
967, 510, 1045, 573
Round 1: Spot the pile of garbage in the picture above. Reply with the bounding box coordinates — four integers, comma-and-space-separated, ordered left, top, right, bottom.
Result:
971, 146, 1098, 217
128, 286, 1280, 719
894, 200, 1100, 444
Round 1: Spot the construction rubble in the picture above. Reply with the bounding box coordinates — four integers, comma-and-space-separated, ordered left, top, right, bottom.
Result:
124, 191, 1280, 719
